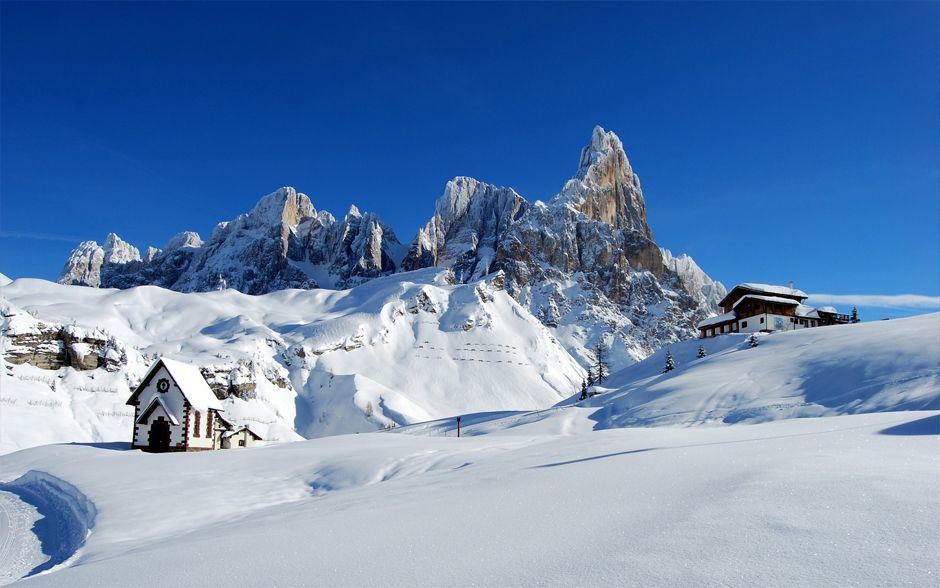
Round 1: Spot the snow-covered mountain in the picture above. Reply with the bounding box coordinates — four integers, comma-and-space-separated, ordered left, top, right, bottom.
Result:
58, 127, 724, 369
1, 269, 583, 454
60, 187, 406, 294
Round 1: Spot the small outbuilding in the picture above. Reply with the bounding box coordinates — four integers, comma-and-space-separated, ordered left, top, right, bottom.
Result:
220, 424, 263, 449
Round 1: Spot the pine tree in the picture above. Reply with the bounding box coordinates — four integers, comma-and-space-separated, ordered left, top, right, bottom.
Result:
663, 349, 676, 373
697, 345, 707, 359
579, 380, 588, 401
592, 342, 610, 385
851, 306, 859, 323
663, 349, 676, 374
586, 368, 594, 387
748, 333, 760, 348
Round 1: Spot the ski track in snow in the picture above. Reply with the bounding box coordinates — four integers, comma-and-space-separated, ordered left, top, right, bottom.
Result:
0, 491, 45, 585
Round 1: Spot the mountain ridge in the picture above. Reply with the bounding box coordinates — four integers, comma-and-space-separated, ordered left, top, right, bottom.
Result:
57, 126, 724, 368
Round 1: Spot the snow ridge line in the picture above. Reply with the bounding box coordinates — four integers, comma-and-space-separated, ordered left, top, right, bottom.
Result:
0, 470, 97, 580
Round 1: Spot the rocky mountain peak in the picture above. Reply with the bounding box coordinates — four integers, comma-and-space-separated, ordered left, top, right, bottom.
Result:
555, 126, 651, 238
102, 233, 141, 264
165, 231, 203, 252
247, 186, 316, 230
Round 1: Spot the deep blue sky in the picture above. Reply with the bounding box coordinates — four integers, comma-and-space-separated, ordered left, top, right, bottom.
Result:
2, 2, 938, 318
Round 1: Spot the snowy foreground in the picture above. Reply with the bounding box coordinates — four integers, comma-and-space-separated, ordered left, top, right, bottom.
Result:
1, 410, 938, 586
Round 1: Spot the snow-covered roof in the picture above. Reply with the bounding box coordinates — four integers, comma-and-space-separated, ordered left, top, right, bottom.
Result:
159, 358, 223, 412
697, 311, 736, 329
720, 284, 808, 307
222, 424, 263, 440
735, 283, 808, 298
796, 305, 820, 319
732, 294, 801, 310
129, 358, 222, 412
136, 396, 180, 425
215, 411, 236, 430
816, 306, 838, 314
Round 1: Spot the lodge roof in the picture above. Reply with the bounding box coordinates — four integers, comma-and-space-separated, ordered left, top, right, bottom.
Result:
697, 311, 737, 329
719, 283, 808, 307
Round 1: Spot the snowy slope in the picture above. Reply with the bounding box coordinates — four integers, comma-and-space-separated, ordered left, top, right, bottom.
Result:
0, 410, 937, 586
0, 270, 584, 454
580, 313, 940, 428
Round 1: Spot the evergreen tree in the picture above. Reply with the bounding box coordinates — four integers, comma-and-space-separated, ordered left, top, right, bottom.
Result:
663, 349, 676, 373
579, 380, 588, 401
697, 345, 707, 359
586, 368, 594, 387
851, 306, 859, 323
592, 342, 610, 385
748, 333, 760, 348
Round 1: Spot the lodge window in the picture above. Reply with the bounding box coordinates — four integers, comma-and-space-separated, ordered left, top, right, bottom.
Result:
193, 411, 201, 437
741, 321, 748, 328
238, 439, 246, 447
760, 317, 764, 324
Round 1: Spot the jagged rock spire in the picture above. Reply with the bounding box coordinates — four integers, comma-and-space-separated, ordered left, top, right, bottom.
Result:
555, 125, 652, 238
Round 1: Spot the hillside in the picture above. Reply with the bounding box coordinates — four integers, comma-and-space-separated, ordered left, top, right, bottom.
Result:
579, 313, 940, 429
390, 314, 940, 438
0, 270, 583, 454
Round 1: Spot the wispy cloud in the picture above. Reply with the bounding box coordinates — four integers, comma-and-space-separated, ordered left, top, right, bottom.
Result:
807, 293, 940, 309
0, 230, 83, 243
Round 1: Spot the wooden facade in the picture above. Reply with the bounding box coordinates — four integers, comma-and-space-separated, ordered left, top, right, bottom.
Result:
699, 283, 849, 339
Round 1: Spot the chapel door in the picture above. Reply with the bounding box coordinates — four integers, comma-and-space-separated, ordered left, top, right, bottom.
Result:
149, 418, 171, 452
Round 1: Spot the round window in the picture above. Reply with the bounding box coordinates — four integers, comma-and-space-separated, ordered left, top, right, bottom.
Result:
156, 378, 170, 393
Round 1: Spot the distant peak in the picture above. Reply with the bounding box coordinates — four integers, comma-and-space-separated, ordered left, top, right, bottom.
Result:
102, 233, 141, 264
347, 204, 362, 218
165, 231, 204, 251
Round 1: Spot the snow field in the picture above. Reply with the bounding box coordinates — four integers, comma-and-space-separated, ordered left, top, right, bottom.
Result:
0, 410, 937, 586
1, 270, 584, 453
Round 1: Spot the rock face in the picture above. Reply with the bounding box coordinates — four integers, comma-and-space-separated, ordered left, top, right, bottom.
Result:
402, 177, 527, 282
58, 126, 724, 366
60, 188, 406, 294
405, 126, 725, 367
59, 233, 141, 288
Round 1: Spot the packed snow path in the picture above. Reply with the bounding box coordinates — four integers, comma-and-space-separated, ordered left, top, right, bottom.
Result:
1, 411, 937, 586
0, 491, 44, 585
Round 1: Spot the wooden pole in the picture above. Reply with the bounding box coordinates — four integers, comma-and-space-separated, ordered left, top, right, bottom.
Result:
457, 416, 461, 438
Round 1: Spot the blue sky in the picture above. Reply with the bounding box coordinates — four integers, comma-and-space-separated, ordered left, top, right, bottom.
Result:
2, 2, 938, 319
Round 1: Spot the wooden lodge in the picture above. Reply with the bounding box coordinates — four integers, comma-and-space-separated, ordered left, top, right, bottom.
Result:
697, 283, 851, 338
